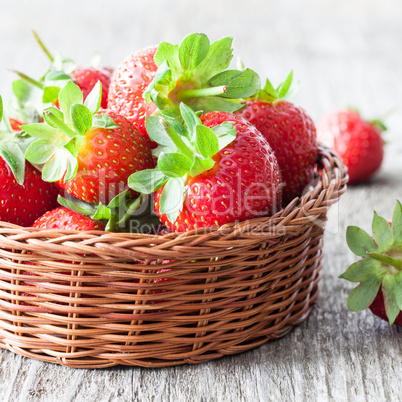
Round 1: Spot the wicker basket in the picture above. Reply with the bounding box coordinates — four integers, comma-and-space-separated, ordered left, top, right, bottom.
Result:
0, 145, 347, 368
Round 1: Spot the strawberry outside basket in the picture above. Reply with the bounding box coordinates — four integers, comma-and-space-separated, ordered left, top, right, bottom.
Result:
0, 145, 347, 368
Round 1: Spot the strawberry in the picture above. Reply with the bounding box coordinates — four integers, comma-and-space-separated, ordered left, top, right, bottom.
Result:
107, 46, 158, 136
108, 34, 261, 142
317, 109, 385, 184
340, 201, 402, 325
32, 207, 105, 231
9, 118, 24, 131
0, 95, 59, 226
22, 81, 154, 205
69, 68, 110, 109
128, 104, 282, 232
11, 31, 111, 118
236, 72, 317, 204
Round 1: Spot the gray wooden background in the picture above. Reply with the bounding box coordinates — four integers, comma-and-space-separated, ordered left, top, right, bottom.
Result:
0, 0, 401, 401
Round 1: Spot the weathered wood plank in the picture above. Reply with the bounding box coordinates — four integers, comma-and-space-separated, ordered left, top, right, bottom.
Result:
0, 0, 401, 401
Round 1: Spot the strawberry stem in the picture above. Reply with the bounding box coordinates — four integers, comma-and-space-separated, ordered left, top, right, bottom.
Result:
11, 70, 44, 89
32, 31, 54, 63
117, 194, 145, 227
181, 86, 227, 101
164, 124, 194, 161
368, 252, 402, 271
44, 110, 77, 139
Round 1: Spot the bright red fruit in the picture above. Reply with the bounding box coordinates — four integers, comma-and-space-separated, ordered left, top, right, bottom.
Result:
237, 99, 317, 204
57, 111, 154, 205
0, 160, 59, 226
8, 118, 24, 131
154, 112, 282, 232
317, 109, 385, 184
71, 68, 111, 109
32, 207, 105, 231
107, 46, 158, 136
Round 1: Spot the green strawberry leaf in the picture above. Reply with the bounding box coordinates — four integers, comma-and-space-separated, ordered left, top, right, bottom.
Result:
42, 86, 60, 104
0, 95, 3, 123
276, 70, 294, 99
45, 71, 71, 82
212, 122, 236, 150
92, 202, 112, 221
21, 123, 59, 141
70, 104, 93, 136
161, 113, 189, 138
339, 258, 385, 283
346, 226, 378, 257
194, 37, 233, 82
12, 80, 34, 104
392, 200, 402, 247
128, 168, 168, 194
92, 114, 118, 129
190, 156, 215, 176
41, 150, 69, 182
84, 80, 102, 115
347, 274, 382, 312
25, 139, 55, 164
372, 211, 394, 252
260, 77, 278, 101
154, 42, 180, 70
191, 97, 244, 114
209, 69, 261, 99
145, 116, 175, 147
195, 125, 219, 158
158, 152, 193, 178
64, 135, 85, 158
382, 274, 400, 325
43, 107, 64, 128
62, 152, 79, 181
58, 81, 83, 125
159, 176, 185, 224
43, 109, 76, 139
180, 102, 201, 138
0, 141, 25, 185
395, 271, 402, 310
57, 195, 95, 215
179, 33, 210, 76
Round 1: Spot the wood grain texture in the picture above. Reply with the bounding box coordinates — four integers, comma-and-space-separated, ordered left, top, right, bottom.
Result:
0, 0, 401, 400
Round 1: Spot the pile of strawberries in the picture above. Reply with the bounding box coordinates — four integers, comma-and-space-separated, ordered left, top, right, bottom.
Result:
0, 32, 318, 233
1, 32, 399, 327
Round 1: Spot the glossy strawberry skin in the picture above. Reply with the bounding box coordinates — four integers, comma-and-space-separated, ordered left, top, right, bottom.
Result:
107, 46, 158, 137
9, 118, 24, 131
237, 100, 317, 204
71, 68, 111, 109
155, 112, 282, 232
57, 112, 155, 205
0, 160, 59, 227
32, 207, 105, 231
369, 288, 402, 326
317, 110, 384, 184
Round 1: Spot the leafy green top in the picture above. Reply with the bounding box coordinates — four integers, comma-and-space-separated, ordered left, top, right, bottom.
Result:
128, 103, 236, 223
250, 70, 298, 103
340, 200, 402, 324
21, 80, 116, 182
144, 33, 260, 118
0, 94, 35, 185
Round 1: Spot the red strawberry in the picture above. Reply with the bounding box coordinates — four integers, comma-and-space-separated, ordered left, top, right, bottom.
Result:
23, 82, 155, 205
108, 46, 158, 136
9, 118, 24, 131
129, 105, 282, 232
0, 159, 59, 226
32, 207, 105, 231
70, 68, 110, 109
340, 201, 402, 326
317, 109, 385, 184
236, 72, 317, 204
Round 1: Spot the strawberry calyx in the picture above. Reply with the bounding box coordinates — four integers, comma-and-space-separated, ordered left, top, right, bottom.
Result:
21, 80, 116, 183
250, 70, 298, 103
340, 200, 402, 325
0, 94, 35, 185
144, 33, 260, 118
57, 191, 159, 233
128, 103, 236, 223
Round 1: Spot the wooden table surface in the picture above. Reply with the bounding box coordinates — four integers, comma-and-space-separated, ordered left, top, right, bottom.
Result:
0, 0, 401, 401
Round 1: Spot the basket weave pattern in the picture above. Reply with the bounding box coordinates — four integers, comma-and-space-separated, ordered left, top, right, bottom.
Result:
0, 146, 347, 368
